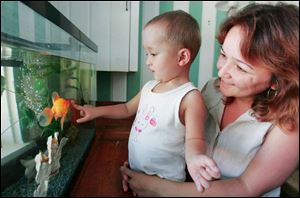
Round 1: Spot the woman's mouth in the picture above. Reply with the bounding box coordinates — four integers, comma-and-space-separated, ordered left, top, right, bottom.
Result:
220, 79, 234, 88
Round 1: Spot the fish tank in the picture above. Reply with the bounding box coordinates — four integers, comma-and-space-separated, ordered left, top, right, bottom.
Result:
1, 1, 97, 196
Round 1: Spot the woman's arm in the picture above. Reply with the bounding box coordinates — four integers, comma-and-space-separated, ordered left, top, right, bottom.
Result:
121, 125, 299, 196
120, 165, 248, 197
237, 126, 299, 196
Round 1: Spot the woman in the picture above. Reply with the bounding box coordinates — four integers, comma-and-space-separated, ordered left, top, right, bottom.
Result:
120, 3, 299, 197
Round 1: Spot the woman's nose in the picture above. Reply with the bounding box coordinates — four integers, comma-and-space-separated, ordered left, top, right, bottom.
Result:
218, 60, 232, 78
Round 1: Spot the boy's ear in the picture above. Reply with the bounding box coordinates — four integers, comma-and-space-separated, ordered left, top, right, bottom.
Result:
178, 48, 191, 66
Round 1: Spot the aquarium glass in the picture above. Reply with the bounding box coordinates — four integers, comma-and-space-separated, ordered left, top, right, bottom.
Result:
1, 1, 97, 164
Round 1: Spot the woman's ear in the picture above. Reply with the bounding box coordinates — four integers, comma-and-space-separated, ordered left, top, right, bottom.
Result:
270, 77, 279, 90
178, 48, 191, 66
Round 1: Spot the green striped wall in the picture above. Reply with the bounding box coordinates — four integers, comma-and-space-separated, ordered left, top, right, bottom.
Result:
159, 1, 173, 13
97, 71, 111, 101
213, 10, 227, 77
189, 1, 202, 86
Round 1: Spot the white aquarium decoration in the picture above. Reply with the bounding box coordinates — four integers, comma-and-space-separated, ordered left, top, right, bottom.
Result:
33, 132, 68, 197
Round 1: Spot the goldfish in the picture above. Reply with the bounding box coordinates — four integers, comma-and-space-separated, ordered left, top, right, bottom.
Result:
38, 92, 70, 131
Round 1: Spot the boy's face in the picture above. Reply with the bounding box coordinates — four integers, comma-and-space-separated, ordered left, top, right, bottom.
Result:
142, 23, 183, 82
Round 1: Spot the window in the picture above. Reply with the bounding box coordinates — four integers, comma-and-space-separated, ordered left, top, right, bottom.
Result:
1, 65, 32, 164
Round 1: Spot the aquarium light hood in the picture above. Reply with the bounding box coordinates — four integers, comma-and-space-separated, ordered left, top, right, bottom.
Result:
21, 1, 97, 53
1, 32, 72, 54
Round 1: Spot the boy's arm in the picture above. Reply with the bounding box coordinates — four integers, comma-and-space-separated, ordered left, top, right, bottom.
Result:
73, 91, 141, 123
181, 90, 220, 191
181, 90, 207, 162
99, 91, 141, 118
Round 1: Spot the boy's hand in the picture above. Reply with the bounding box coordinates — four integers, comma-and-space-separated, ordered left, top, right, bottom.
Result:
187, 154, 221, 192
71, 101, 95, 123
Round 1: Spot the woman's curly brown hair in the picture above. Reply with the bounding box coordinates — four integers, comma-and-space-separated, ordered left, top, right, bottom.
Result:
217, 3, 299, 132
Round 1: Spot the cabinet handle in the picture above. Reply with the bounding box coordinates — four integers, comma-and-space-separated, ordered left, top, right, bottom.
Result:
126, 1, 128, 11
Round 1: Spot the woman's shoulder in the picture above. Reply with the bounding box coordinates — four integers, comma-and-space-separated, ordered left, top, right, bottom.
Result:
201, 78, 222, 109
201, 78, 220, 93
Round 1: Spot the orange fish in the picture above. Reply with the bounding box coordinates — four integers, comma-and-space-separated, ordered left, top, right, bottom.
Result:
38, 92, 70, 131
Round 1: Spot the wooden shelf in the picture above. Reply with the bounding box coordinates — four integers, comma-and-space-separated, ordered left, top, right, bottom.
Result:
68, 137, 131, 197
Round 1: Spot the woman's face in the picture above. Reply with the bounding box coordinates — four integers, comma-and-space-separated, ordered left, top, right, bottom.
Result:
217, 26, 272, 100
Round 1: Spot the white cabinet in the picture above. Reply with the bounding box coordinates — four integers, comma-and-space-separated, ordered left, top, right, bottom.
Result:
49, 1, 90, 38
90, 1, 139, 72
70, 1, 90, 37
51, 1, 139, 72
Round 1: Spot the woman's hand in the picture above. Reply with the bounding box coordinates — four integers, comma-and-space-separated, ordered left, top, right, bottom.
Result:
120, 163, 162, 197
121, 161, 130, 192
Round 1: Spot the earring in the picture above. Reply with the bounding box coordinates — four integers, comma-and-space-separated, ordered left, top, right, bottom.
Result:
267, 88, 278, 99
267, 78, 279, 99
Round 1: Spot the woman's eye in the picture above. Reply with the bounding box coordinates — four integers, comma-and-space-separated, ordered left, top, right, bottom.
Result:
151, 53, 156, 56
235, 65, 247, 73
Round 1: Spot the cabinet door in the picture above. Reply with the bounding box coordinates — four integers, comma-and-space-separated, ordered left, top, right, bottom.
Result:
129, 1, 139, 72
69, 1, 90, 37
51, 1, 139, 72
90, 1, 130, 71
90, 1, 111, 71
90, 1, 139, 72
110, 1, 130, 71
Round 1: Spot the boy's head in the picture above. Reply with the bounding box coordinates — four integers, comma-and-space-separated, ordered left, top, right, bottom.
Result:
144, 10, 201, 64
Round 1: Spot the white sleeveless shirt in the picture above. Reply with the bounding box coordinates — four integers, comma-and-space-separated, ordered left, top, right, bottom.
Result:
202, 78, 280, 197
128, 80, 197, 182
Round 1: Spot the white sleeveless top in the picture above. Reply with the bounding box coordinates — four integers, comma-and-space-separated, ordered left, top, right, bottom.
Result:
128, 80, 197, 182
202, 78, 280, 197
